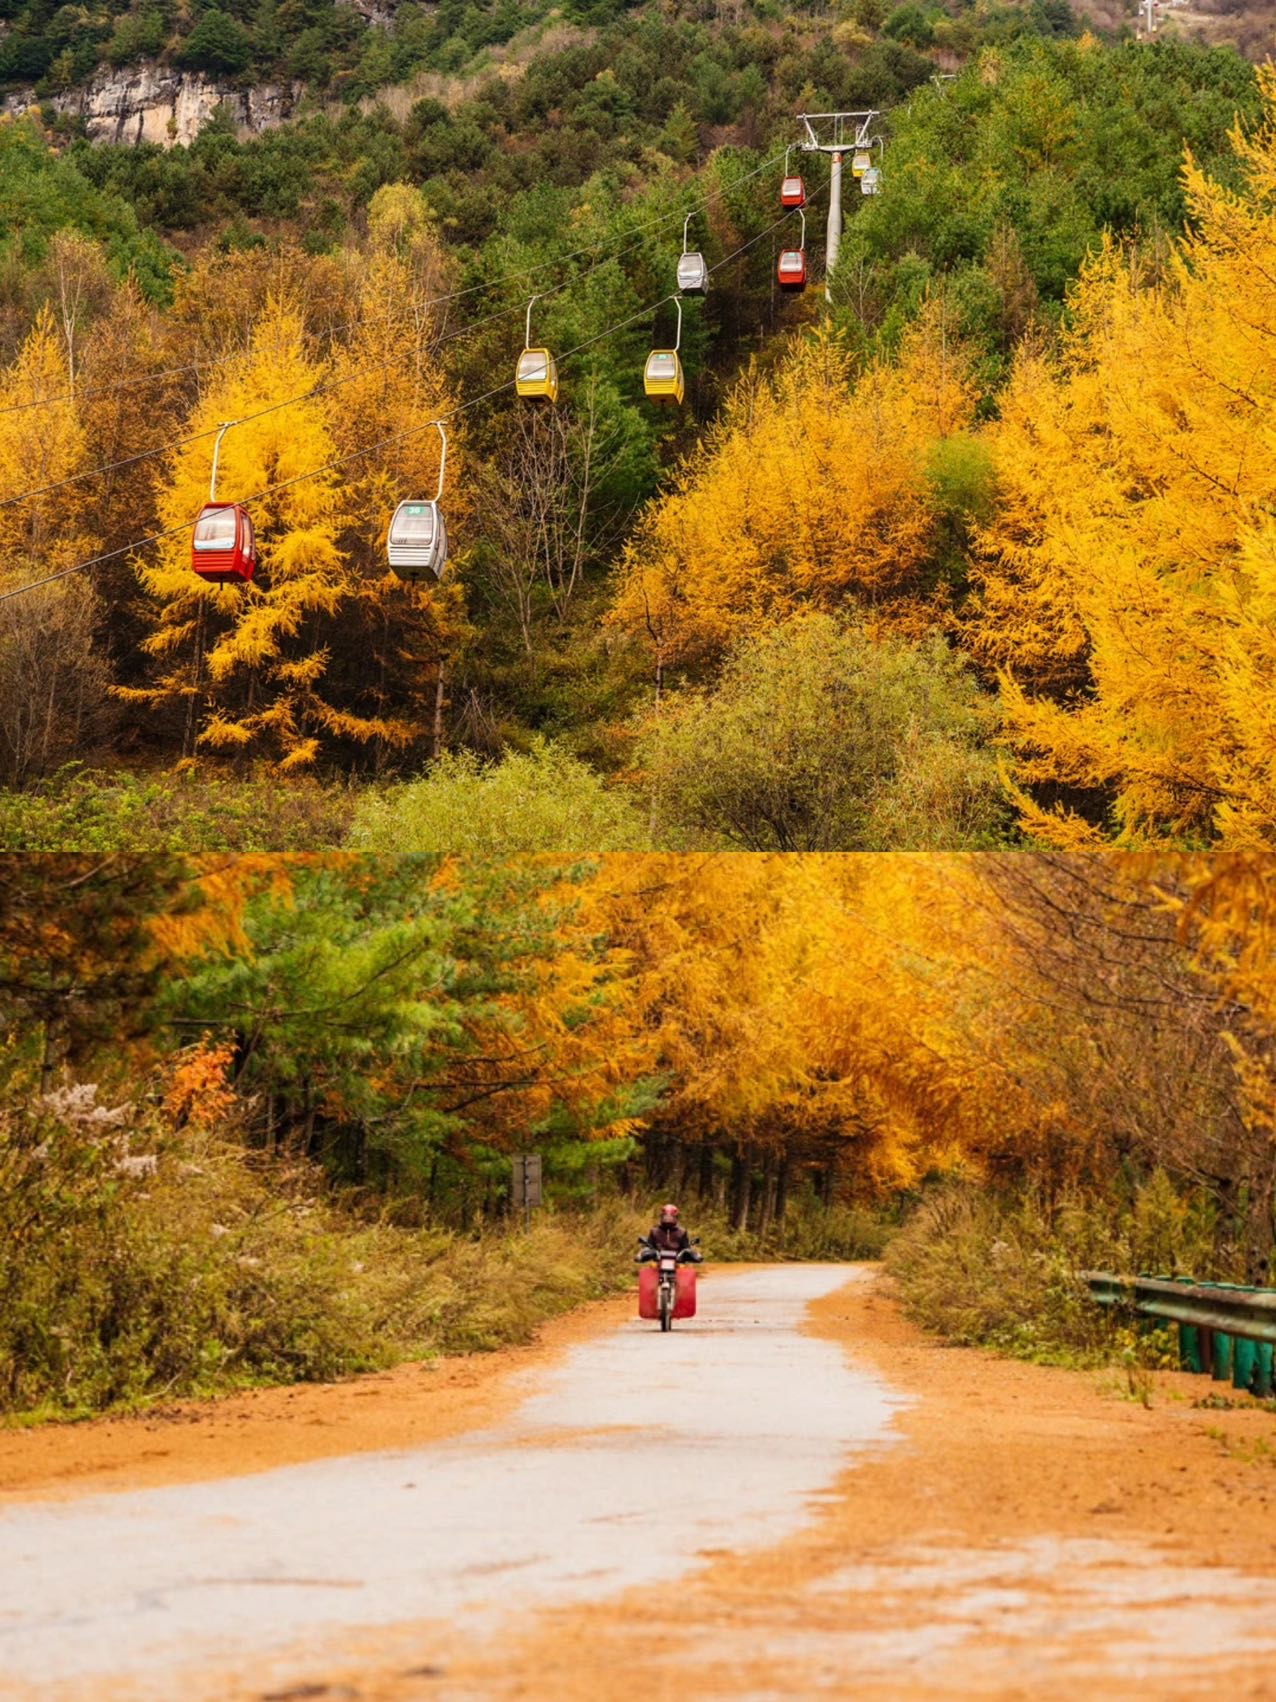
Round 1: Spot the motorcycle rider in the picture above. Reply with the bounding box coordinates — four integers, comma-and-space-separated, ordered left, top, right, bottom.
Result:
639, 1203, 702, 1261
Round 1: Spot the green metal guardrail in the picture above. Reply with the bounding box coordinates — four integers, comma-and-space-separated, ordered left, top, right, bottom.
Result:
1085, 1272, 1276, 1398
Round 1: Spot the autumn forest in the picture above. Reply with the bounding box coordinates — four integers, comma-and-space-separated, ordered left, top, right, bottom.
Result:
2, 8, 1274, 850
5, 849, 1276, 1418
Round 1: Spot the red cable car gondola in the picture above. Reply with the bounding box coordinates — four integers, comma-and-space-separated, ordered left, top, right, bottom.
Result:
777, 249, 808, 291
780, 145, 806, 208
192, 421, 256, 584
777, 207, 808, 293
191, 504, 256, 583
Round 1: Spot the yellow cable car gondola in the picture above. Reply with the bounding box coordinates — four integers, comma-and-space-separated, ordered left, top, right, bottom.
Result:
644, 298, 685, 405
515, 295, 559, 401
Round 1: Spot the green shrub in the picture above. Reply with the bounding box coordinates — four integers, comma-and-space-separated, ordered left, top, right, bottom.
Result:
0, 1091, 647, 1422
348, 740, 650, 853
639, 613, 1010, 852
0, 766, 354, 851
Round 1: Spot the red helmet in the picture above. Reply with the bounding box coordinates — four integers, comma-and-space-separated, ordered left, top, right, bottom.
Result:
660, 1203, 679, 1222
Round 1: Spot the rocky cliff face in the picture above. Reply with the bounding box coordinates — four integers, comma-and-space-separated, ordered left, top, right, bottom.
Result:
2, 62, 301, 146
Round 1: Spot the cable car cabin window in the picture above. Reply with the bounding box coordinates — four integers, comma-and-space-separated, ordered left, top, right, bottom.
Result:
518, 351, 548, 383
193, 509, 237, 549
647, 353, 677, 378
392, 505, 436, 545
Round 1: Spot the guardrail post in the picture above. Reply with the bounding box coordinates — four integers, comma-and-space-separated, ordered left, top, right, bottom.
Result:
1171, 1276, 1201, 1373
1255, 1342, 1274, 1400
1233, 1333, 1258, 1393
1178, 1320, 1203, 1373
1212, 1329, 1233, 1382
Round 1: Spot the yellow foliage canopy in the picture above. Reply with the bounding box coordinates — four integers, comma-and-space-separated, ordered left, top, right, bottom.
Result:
128, 259, 466, 768
0, 305, 94, 578
609, 307, 976, 680
973, 69, 1276, 847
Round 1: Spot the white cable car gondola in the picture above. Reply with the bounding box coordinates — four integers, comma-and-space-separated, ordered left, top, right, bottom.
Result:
644, 298, 685, 405
676, 211, 709, 296
387, 421, 449, 580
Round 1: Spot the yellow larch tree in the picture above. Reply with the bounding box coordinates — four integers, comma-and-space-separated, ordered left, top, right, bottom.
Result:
324, 224, 471, 766
973, 68, 1276, 846
608, 304, 977, 686
590, 854, 976, 1219
125, 295, 350, 768
0, 304, 94, 577
0, 305, 109, 784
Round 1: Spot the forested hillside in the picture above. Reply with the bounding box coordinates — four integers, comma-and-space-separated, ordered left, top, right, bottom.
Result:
0, 13, 1269, 849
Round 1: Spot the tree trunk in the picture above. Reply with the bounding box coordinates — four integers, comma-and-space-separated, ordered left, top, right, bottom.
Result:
729, 1147, 753, 1233
432, 664, 446, 760
671, 1138, 690, 1195
697, 1141, 716, 1201
39, 1014, 60, 1096
819, 1152, 838, 1209
757, 1153, 778, 1240
775, 1154, 791, 1225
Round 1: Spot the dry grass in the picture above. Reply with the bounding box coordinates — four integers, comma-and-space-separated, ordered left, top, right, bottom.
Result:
0, 1099, 646, 1424
346, 15, 596, 124
885, 1176, 1226, 1366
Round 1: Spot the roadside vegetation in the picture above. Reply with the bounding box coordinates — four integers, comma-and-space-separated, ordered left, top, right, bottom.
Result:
886, 1177, 1226, 1366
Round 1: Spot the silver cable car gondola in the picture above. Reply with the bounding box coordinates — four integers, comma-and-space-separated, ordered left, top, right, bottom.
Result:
676, 212, 709, 296
387, 421, 449, 580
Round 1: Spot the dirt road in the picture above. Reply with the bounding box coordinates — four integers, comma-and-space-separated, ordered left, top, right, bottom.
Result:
3, 1265, 1276, 1702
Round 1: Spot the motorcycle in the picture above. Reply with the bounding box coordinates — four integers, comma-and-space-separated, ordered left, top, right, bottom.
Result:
636, 1237, 702, 1331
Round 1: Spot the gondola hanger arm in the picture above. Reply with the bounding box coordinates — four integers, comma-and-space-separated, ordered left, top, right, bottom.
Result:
434, 420, 447, 503
209, 420, 234, 504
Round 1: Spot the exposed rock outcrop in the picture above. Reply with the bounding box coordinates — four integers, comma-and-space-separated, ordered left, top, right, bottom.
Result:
2, 61, 302, 147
